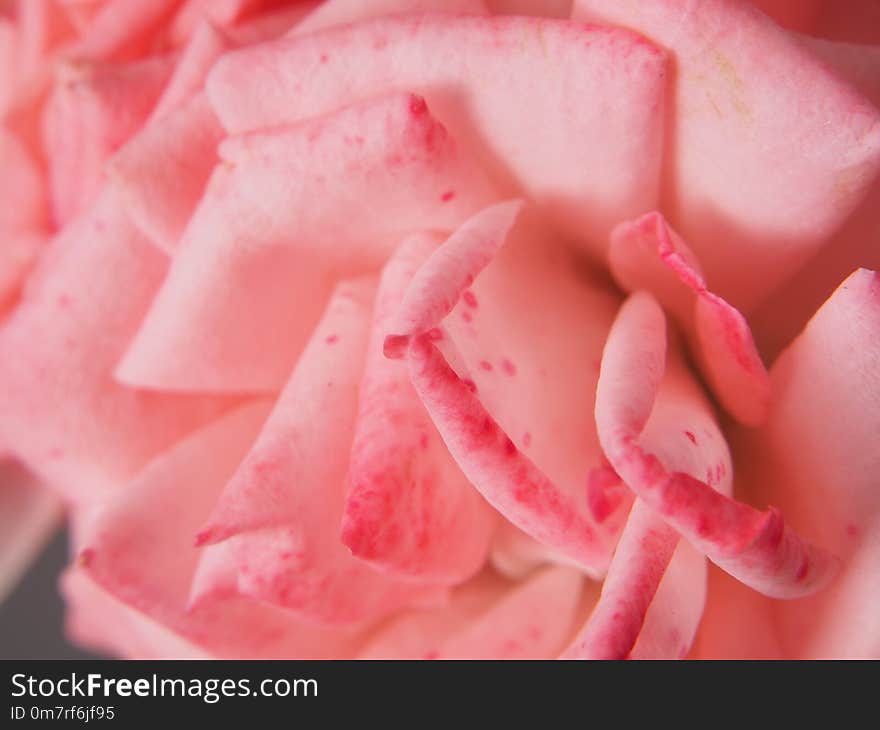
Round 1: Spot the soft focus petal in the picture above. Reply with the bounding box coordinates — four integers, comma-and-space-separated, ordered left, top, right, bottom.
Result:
734, 269, 880, 657
80, 400, 369, 658
207, 13, 667, 252
0, 192, 238, 503
116, 92, 495, 392
42, 54, 173, 224
573, 0, 880, 312
294, 0, 488, 35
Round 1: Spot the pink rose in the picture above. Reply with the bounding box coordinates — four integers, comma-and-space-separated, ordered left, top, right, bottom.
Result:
0, 0, 877, 660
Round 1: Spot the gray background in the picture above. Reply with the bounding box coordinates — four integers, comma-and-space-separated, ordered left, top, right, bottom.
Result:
0, 530, 99, 659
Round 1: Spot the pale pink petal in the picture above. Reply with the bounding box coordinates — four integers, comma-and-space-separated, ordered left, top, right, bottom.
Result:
65, 0, 181, 62
226, 3, 321, 45
0, 459, 61, 602
342, 233, 495, 583
108, 93, 224, 253
0, 127, 48, 234
563, 500, 679, 659
734, 269, 880, 657
79, 400, 369, 658
388, 205, 628, 574
150, 19, 231, 120
0, 231, 44, 316
41, 54, 173, 224
116, 92, 495, 392
194, 279, 447, 624
573, 0, 880, 312
693, 565, 782, 659
609, 211, 771, 425
595, 291, 838, 599
294, 0, 488, 35
207, 14, 666, 251
358, 571, 512, 658
435, 566, 584, 659
62, 569, 210, 659
0, 191, 238, 503
169, 0, 264, 45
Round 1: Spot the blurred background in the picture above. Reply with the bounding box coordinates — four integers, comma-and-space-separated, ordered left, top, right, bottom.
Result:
0, 529, 99, 659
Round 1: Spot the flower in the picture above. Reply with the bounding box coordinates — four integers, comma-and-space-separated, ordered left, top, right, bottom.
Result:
0, 0, 877, 660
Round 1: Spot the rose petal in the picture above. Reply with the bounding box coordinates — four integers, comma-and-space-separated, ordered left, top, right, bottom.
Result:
194, 279, 447, 624
609, 211, 771, 425
434, 565, 584, 659
116, 92, 495, 392
294, 0, 488, 35
388, 204, 628, 574
42, 54, 173, 224
65, 0, 181, 62
748, 0, 820, 33
0, 459, 61, 602
485, 0, 572, 17
573, 0, 880, 312
595, 291, 838, 599
79, 399, 369, 658
108, 93, 224, 253
342, 233, 495, 583
0, 191, 238, 503
734, 269, 880, 657
62, 569, 209, 659
207, 13, 666, 251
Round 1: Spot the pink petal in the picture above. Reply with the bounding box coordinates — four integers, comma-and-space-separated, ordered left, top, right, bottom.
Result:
342, 233, 495, 583
733, 269, 880, 657
814, 1, 880, 45
0, 127, 48, 233
485, 0, 572, 17
62, 569, 210, 659
108, 93, 224, 253
388, 205, 628, 574
748, 0, 820, 32
116, 92, 495, 392
0, 231, 44, 316
150, 19, 232, 121
294, 0, 488, 35
42, 54, 173, 224
226, 4, 321, 45
0, 191, 238, 504
207, 14, 666, 251
0, 459, 61, 602
65, 0, 181, 62
79, 400, 369, 658
573, 0, 880, 312
563, 500, 679, 659
435, 566, 584, 659
610, 211, 770, 425
169, 0, 263, 45
194, 279, 447, 624
596, 291, 838, 599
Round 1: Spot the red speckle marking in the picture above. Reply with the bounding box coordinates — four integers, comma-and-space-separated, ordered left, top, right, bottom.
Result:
57, 294, 72, 308
48, 447, 63, 459
462, 290, 478, 308
501, 358, 517, 376
408, 94, 427, 115
479, 360, 493, 372
441, 190, 456, 202
503, 437, 517, 457
423, 650, 439, 660
586, 466, 624, 523
427, 327, 444, 341
462, 310, 473, 323
523, 432, 532, 448
325, 334, 339, 345
462, 378, 477, 393
419, 433, 429, 450
319, 53, 329, 63
846, 523, 860, 538
684, 431, 697, 445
